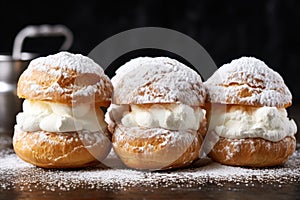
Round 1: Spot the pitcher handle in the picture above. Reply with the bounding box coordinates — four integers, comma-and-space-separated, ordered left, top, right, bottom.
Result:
12, 24, 73, 60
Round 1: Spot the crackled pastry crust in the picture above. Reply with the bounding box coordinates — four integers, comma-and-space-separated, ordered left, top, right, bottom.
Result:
112, 57, 206, 106
209, 136, 296, 167
204, 57, 292, 108
17, 52, 113, 106
112, 124, 203, 170
13, 127, 111, 168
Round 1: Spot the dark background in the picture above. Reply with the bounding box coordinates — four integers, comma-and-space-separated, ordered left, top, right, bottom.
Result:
1, 0, 299, 103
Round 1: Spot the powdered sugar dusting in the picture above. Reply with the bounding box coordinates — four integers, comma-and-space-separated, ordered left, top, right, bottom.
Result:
112, 57, 206, 106
1, 143, 300, 192
18, 52, 113, 104
28, 52, 104, 76
205, 57, 292, 107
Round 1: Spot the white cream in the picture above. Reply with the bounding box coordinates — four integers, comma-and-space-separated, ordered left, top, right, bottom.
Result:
16, 100, 106, 132
209, 105, 297, 142
112, 104, 205, 131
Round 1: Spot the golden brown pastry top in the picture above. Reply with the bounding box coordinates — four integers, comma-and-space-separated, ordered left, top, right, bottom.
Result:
17, 52, 113, 106
204, 57, 292, 108
111, 57, 206, 106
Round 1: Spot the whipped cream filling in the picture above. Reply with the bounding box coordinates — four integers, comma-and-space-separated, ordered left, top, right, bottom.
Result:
108, 104, 205, 131
16, 100, 106, 132
208, 105, 297, 142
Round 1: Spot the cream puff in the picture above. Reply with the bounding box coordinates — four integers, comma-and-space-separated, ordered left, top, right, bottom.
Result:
204, 56, 297, 167
13, 52, 113, 168
106, 57, 207, 170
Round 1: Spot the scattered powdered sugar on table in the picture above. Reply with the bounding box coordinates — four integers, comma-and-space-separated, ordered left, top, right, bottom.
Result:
1, 143, 300, 192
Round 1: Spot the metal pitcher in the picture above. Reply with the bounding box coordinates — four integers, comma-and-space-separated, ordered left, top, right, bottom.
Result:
0, 25, 73, 137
